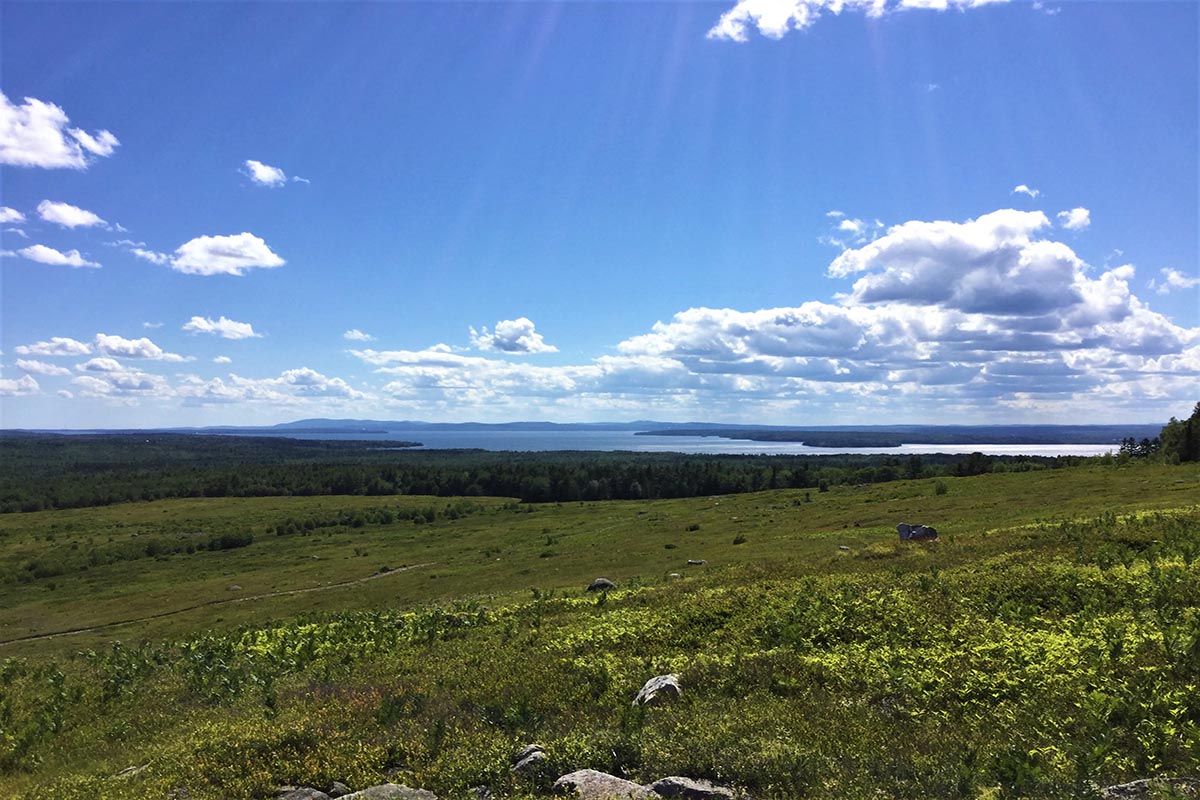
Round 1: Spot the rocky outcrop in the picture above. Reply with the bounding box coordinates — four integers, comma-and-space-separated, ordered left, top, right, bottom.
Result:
341, 785, 437, 800
553, 769, 654, 799
587, 578, 617, 592
633, 674, 681, 707
277, 789, 331, 800
646, 777, 735, 799
1100, 777, 1200, 798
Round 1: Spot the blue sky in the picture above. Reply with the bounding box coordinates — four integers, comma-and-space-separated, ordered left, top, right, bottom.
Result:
1, 0, 1197, 428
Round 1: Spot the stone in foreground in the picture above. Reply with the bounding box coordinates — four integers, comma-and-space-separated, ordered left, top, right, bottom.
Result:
341, 785, 438, 800
647, 776, 736, 799
553, 769, 653, 799
587, 578, 617, 592
1100, 777, 1200, 799
277, 789, 331, 800
633, 674, 682, 707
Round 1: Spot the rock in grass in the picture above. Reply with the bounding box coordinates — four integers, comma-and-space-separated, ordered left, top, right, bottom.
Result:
1100, 778, 1200, 798
512, 748, 549, 775
633, 674, 682, 707
513, 743, 546, 763
553, 769, 654, 799
277, 789, 331, 800
587, 578, 616, 592
328, 783, 353, 798
341, 785, 438, 800
686, 559, 706, 566
838, 545, 850, 551
647, 776, 736, 798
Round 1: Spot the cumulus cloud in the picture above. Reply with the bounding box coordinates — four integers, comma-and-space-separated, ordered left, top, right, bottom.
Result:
469, 317, 558, 353
72, 369, 171, 399
242, 159, 287, 187
0, 374, 39, 396
159, 232, 285, 276
14, 337, 92, 357
177, 367, 367, 406
344, 206, 1198, 422
16, 244, 100, 268
37, 200, 106, 228
16, 358, 71, 377
213, 356, 232, 364
0, 206, 25, 223
343, 329, 376, 342
1150, 268, 1200, 296
1011, 184, 1040, 199
707, 0, 1008, 42
1057, 207, 1090, 230
0, 93, 119, 169
182, 315, 262, 340
77, 357, 125, 373
94, 333, 188, 362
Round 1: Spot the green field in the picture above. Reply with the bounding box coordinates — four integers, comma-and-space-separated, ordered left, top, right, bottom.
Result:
2, 462, 1199, 798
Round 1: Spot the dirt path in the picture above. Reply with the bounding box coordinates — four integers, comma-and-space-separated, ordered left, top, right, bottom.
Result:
0, 562, 434, 647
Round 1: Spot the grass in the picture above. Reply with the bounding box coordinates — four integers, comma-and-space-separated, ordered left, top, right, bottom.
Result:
1, 461, 1199, 798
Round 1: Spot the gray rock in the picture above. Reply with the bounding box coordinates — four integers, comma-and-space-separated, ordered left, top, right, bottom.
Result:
686, 559, 706, 566
667, 573, 683, 579
553, 769, 653, 799
512, 743, 546, 764
329, 783, 353, 798
114, 764, 149, 778
277, 790, 331, 800
513, 749, 549, 775
469, 787, 492, 800
1100, 778, 1200, 799
838, 545, 850, 551
341, 785, 438, 800
647, 776, 736, 799
587, 578, 616, 592
633, 674, 682, 707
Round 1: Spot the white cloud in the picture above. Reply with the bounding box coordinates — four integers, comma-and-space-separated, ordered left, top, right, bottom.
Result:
707, 0, 1007, 42
16, 244, 100, 268
1056, 207, 1090, 230
37, 200, 107, 228
142, 321, 163, 329
16, 359, 71, 377
470, 317, 559, 354
0, 206, 25, 223
0, 374, 39, 396
167, 233, 285, 276
177, 367, 367, 406
0, 93, 119, 169
71, 370, 171, 399
130, 247, 171, 265
242, 159, 288, 187
1150, 268, 1200, 296
15, 337, 92, 357
5, 228, 28, 238
213, 356, 232, 364
182, 315, 262, 340
57, 389, 74, 399
343, 328, 377, 342
291, 176, 310, 184
94, 333, 188, 362
77, 357, 125, 373
1011, 184, 1040, 199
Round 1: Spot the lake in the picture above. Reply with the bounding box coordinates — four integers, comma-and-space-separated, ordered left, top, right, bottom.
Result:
238, 429, 1119, 457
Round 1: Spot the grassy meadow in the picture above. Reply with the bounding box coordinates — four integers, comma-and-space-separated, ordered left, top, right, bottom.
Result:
1, 461, 1198, 797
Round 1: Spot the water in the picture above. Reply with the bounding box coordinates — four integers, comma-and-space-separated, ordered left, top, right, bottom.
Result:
241, 429, 1119, 457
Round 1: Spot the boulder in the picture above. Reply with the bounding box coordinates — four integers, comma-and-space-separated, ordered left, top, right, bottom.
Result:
633, 674, 682, 707
328, 783, 353, 798
469, 787, 492, 800
587, 578, 616, 592
668, 573, 683, 579
553, 769, 654, 799
838, 545, 850, 551
513, 743, 546, 764
341, 786, 437, 800
1100, 778, 1200, 798
513, 749, 549, 775
277, 790, 330, 800
686, 560, 706, 566
647, 776, 736, 799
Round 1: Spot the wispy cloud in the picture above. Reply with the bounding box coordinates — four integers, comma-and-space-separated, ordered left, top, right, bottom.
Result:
1149, 268, 1200, 296
15, 244, 100, 268
182, 315, 262, 340
343, 329, 376, 342
1056, 207, 1090, 230
1011, 184, 1040, 199
707, 0, 1009, 42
